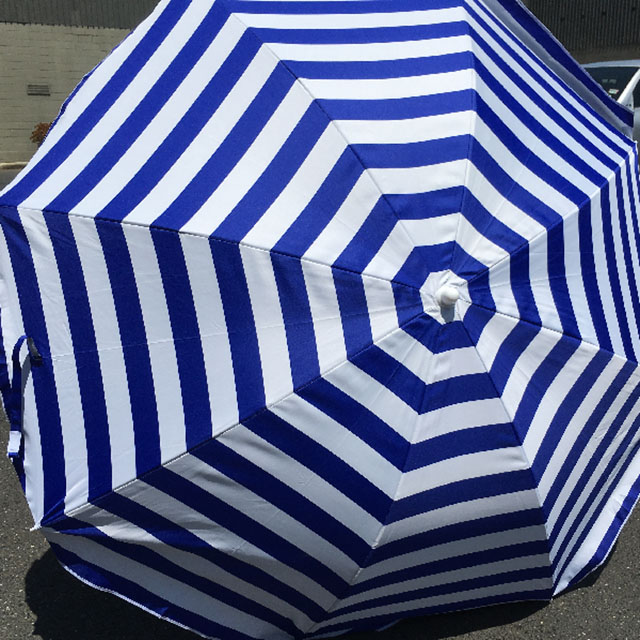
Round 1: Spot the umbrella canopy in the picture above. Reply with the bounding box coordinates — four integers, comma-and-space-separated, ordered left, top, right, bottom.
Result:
2, 0, 640, 638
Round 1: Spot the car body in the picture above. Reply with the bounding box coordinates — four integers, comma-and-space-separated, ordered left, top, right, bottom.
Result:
583, 60, 640, 142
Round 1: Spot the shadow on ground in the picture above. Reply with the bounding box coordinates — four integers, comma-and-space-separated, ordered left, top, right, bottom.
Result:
24, 549, 576, 640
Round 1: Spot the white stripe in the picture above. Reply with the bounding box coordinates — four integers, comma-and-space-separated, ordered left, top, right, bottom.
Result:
71, 505, 314, 632
380, 488, 540, 546
355, 524, 547, 585
325, 360, 417, 441
45, 529, 285, 638
537, 356, 627, 502
125, 45, 279, 226
334, 111, 473, 145
73, 15, 247, 217
69, 216, 137, 489
181, 234, 239, 435
302, 172, 381, 266
22, 374, 44, 527
241, 125, 348, 249
301, 68, 473, 99
21, 1, 216, 213
397, 446, 528, 499
301, 259, 347, 372
20, 208, 88, 513
312, 577, 551, 631
234, 8, 463, 29
336, 554, 550, 612
363, 277, 403, 343
223, 423, 384, 543
171, 454, 360, 582
181, 79, 313, 236
273, 35, 470, 63
549, 371, 640, 559
240, 244, 293, 405
270, 395, 402, 500
123, 225, 186, 462
368, 159, 467, 196
122, 480, 337, 609
414, 397, 512, 443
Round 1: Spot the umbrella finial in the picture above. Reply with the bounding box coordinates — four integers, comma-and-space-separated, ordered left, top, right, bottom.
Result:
435, 285, 460, 309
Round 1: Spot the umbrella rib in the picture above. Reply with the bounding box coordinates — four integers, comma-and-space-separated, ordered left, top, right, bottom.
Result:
59, 305, 431, 525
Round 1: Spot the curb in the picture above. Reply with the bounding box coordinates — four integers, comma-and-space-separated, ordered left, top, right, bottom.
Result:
0, 163, 27, 171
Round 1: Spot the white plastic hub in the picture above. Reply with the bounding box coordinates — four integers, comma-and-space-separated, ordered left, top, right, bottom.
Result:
435, 285, 459, 308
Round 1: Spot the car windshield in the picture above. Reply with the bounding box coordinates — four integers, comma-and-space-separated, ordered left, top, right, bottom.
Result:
585, 66, 639, 100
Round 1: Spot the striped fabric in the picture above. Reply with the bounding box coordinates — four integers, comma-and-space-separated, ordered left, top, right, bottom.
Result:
2, 1, 640, 638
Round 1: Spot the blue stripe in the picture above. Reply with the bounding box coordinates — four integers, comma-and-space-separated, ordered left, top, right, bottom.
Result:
287, 51, 473, 79
96, 32, 263, 222
350, 539, 549, 597
273, 150, 363, 257
318, 89, 475, 121
270, 253, 321, 389
489, 321, 539, 394
51, 542, 256, 640
209, 240, 265, 421
194, 438, 371, 562
255, 23, 468, 46
543, 361, 636, 521
151, 64, 296, 231
213, 104, 330, 243
579, 200, 613, 352
225, 0, 461, 14
467, 3, 631, 156
372, 508, 546, 564
311, 586, 551, 637
296, 377, 409, 469
532, 348, 612, 483
394, 244, 456, 288
598, 181, 636, 360
405, 422, 519, 471
333, 198, 399, 274
387, 186, 464, 220
512, 335, 580, 441
151, 229, 211, 449
96, 222, 161, 475
483, 0, 633, 129
0, 206, 66, 524
330, 565, 551, 618
46, 4, 229, 214
333, 267, 372, 357
2, 0, 188, 206
145, 466, 349, 595
44, 213, 112, 502
549, 371, 640, 559
53, 516, 300, 636
245, 409, 392, 522
387, 469, 535, 523
554, 400, 640, 582
474, 58, 616, 177
352, 135, 469, 169
80, 491, 326, 621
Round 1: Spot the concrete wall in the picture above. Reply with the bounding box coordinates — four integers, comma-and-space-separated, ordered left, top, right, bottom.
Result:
0, 22, 129, 162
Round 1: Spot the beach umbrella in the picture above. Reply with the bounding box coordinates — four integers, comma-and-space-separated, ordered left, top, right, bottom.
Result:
2, 0, 640, 638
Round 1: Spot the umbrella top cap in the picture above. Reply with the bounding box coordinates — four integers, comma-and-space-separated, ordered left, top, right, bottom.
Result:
436, 285, 459, 309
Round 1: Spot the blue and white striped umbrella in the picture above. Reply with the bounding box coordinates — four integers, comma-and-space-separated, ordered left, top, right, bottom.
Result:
2, 1, 640, 638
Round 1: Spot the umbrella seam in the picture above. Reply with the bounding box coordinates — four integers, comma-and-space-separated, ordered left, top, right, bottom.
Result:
301, 315, 436, 637
0, 203, 424, 296
457, 311, 556, 595
463, 146, 635, 291
53, 307, 432, 526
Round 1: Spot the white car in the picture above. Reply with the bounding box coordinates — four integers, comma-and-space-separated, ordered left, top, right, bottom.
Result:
583, 60, 640, 141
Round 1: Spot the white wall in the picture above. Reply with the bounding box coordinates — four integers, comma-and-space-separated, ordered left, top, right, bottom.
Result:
0, 22, 129, 162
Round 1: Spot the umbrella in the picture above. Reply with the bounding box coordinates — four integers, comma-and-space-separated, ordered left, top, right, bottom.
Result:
2, 0, 640, 638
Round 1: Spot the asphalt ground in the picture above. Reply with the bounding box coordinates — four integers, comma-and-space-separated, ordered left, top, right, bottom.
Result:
0, 169, 21, 191
1, 409, 640, 640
